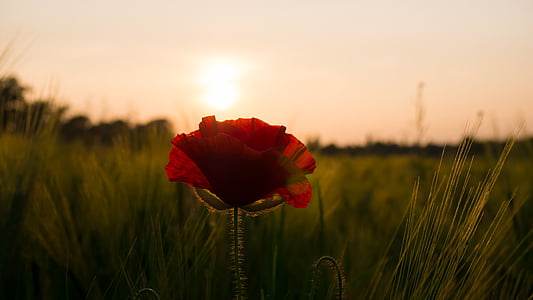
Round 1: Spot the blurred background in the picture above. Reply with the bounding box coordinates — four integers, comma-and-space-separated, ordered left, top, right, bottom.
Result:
2, 0, 532, 145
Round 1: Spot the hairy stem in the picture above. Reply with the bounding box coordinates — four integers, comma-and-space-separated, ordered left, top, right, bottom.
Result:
232, 207, 245, 299
310, 256, 344, 300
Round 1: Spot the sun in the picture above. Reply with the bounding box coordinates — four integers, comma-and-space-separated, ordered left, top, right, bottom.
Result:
200, 59, 245, 110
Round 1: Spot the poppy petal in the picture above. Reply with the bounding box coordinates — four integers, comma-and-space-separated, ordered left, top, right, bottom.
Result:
281, 134, 316, 174
199, 115, 247, 140
175, 132, 261, 163
245, 125, 290, 151
223, 117, 271, 134
268, 179, 312, 208
165, 144, 212, 190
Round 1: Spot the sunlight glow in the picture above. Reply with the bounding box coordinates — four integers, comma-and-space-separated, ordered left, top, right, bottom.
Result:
200, 59, 245, 110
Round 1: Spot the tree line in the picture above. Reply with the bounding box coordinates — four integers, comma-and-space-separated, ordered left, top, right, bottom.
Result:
309, 136, 533, 158
2, 75, 531, 156
0, 76, 172, 147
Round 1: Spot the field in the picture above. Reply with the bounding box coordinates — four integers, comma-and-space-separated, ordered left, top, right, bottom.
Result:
0, 127, 532, 299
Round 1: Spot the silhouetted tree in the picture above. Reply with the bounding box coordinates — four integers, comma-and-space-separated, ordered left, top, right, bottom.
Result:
25, 100, 65, 134
0, 76, 64, 134
139, 118, 172, 136
87, 120, 130, 145
60, 115, 91, 142
0, 76, 28, 132
321, 143, 341, 155
127, 118, 172, 150
306, 137, 321, 152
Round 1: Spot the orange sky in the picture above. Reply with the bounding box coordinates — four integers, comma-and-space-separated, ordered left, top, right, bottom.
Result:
2, 0, 533, 145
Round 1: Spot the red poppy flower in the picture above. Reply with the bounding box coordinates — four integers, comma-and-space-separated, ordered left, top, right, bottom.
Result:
165, 116, 316, 214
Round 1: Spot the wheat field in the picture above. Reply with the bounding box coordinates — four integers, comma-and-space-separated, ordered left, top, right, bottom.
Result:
0, 123, 531, 299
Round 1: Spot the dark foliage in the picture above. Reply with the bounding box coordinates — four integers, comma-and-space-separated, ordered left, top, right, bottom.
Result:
1, 75, 173, 146
317, 137, 533, 158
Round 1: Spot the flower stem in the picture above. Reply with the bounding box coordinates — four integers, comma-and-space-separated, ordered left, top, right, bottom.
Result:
134, 288, 160, 300
310, 256, 344, 300
232, 207, 245, 299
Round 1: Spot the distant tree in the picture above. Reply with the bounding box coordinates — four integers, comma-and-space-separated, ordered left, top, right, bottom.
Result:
59, 116, 174, 147
0, 76, 65, 134
306, 137, 321, 152
25, 100, 65, 134
87, 120, 130, 145
60, 115, 91, 141
0, 76, 28, 132
141, 118, 172, 136
321, 143, 341, 155
0, 76, 26, 104
128, 118, 172, 149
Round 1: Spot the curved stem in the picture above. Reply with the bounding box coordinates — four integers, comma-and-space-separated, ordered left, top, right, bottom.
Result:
310, 256, 344, 300
134, 288, 160, 300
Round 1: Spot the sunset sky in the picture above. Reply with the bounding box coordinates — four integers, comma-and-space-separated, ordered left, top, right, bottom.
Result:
2, 0, 533, 145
